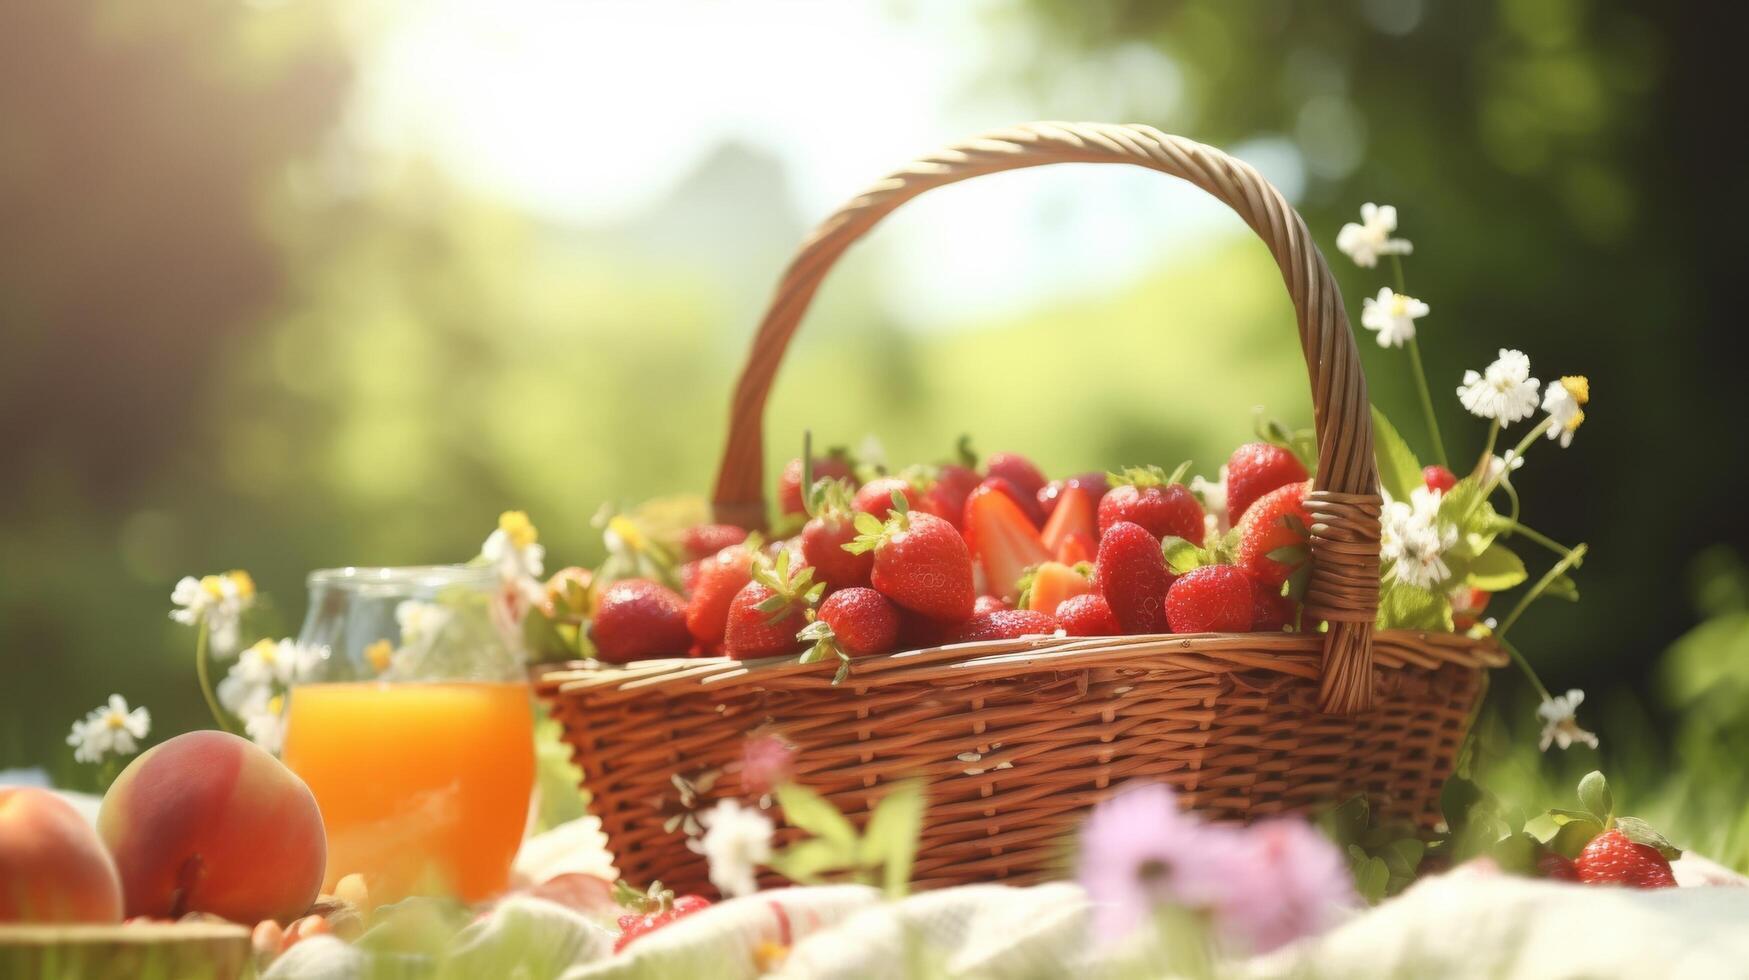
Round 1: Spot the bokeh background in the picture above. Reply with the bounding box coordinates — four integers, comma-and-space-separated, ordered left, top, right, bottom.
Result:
4, 1, 1744, 859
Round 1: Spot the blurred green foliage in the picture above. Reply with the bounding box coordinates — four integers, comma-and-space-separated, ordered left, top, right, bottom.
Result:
2, 0, 1743, 862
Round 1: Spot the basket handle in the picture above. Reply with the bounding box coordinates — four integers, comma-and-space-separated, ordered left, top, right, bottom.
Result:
711, 123, 1381, 714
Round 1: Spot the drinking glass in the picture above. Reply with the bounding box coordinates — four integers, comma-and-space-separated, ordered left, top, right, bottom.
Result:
280, 565, 534, 904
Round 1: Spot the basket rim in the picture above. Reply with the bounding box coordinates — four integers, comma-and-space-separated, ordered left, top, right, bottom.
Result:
534, 628, 1504, 701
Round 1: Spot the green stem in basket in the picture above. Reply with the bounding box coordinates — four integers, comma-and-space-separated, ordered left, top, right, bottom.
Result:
1391, 256, 1450, 470
195, 621, 235, 734
1495, 542, 1588, 641
1504, 521, 1577, 562
1471, 420, 1500, 482
1498, 636, 1552, 703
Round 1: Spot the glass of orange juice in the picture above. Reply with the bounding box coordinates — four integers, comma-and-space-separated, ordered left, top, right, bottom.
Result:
282, 566, 534, 904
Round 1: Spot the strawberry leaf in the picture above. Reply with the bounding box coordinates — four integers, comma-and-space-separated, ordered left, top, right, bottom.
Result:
1525, 812, 1604, 859
1370, 405, 1425, 504
774, 784, 858, 848
1377, 580, 1453, 632
861, 779, 925, 898
1544, 573, 1581, 602
1614, 816, 1682, 861
1164, 460, 1193, 487
1161, 537, 1207, 575
1267, 545, 1310, 565
1462, 543, 1528, 591
1577, 770, 1612, 825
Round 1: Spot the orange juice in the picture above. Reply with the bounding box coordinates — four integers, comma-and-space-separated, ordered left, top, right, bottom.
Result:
280, 680, 534, 903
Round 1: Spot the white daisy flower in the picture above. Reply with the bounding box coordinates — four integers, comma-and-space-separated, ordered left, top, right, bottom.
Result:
1541, 375, 1590, 448
238, 690, 289, 755
216, 638, 315, 714
1457, 349, 1541, 424
1335, 202, 1414, 268
395, 600, 452, 647
481, 511, 545, 602
169, 570, 256, 657
1537, 689, 1599, 752
1359, 288, 1429, 348
66, 695, 151, 764
1380, 487, 1458, 590
1482, 450, 1525, 489
699, 798, 774, 898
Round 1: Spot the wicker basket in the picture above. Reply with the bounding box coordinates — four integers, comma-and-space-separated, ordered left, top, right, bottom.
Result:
535, 122, 1505, 895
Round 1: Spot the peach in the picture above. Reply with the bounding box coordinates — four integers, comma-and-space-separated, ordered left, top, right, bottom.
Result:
98, 730, 326, 924
0, 786, 124, 923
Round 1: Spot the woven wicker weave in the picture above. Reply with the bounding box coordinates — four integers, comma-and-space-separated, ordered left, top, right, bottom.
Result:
536, 123, 1504, 895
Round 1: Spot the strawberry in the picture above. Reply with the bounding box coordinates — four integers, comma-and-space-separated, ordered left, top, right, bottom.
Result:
846, 502, 975, 622
896, 609, 958, 650
963, 483, 1051, 602
1422, 465, 1458, 494
723, 552, 823, 658
977, 476, 1045, 527
1225, 443, 1310, 523
1038, 472, 1111, 520
1450, 586, 1491, 630
684, 544, 756, 646
1576, 830, 1677, 889
922, 463, 983, 530
1040, 485, 1098, 556
1250, 579, 1297, 632
593, 580, 691, 663
1537, 851, 1580, 882
682, 523, 749, 561
1021, 560, 1093, 613
972, 595, 1010, 616
778, 452, 856, 515
800, 480, 873, 592
853, 477, 922, 520
615, 893, 712, 953
1054, 530, 1096, 565
1234, 480, 1313, 589
984, 451, 1048, 501
1096, 521, 1173, 634
953, 608, 1058, 642
1098, 466, 1205, 543
679, 560, 703, 595
1055, 593, 1120, 637
798, 587, 900, 682
1165, 565, 1254, 633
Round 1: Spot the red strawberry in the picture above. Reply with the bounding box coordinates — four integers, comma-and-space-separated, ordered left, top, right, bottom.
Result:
1250, 579, 1297, 632
848, 505, 975, 622
972, 595, 1010, 616
1055, 593, 1120, 637
896, 609, 957, 650
923, 463, 983, 530
1096, 521, 1172, 634
1450, 586, 1491, 630
953, 608, 1058, 642
1040, 485, 1098, 556
593, 580, 691, 663
798, 587, 900, 682
853, 477, 922, 520
682, 523, 749, 561
684, 545, 755, 645
615, 893, 712, 953
1165, 565, 1254, 633
977, 476, 1044, 527
801, 480, 874, 591
1537, 852, 1580, 882
778, 452, 856, 515
963, 483, 1051, 602
679, 560, 703, 595
1038, 472, 1111, 520
1225, 443, 1310, 523
984, 452, 1048, 500
1098, 466, 1205, 543
723, 552, 822, 658
1576, 830, 1677, 889
1234, 480, 1314, 588
1422, 465, 1458, 494
1055, 530, 1096, 565
1021, 560, 1093, 613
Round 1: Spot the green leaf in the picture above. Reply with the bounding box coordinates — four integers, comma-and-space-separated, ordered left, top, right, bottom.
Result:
766, 838, 853, 884
1441, 777, 1483, 834
1161, 536, 1207, 575
1379, 838, 1426, 879
1164, 460, 1193, 487
1377, 581, 1453, 632
1371, 405, 1424, 503
774, 784, 858, 848
1614, 816, 1682, 861
1354, 854, 1391, 904
1544, 573, 1581, 602
1549, 818, 1606, 859
861, 780, 926, 898
1321, 796, 1371, 845
1577, 771, 1613, 825
1267, 545, 1310, 564
1463, 543, 1528, 591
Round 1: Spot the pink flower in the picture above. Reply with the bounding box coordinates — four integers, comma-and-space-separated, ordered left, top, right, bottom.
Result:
1077, 783, 1242, 943
1216, 818, 1357, 954
740, 734, 796, 797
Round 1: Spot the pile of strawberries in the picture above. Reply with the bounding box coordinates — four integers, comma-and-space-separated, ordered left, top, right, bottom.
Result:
587, 441, 1319, 676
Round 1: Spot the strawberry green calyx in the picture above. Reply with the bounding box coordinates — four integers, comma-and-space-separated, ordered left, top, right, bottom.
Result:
750, 549, 824, 624
1107, 461, 1193, 489
1526, 770, 1683, 862
614, 878, 678, 914
954, 434, 979, 469
796, 619, 853, 684
842, 492, 913, 556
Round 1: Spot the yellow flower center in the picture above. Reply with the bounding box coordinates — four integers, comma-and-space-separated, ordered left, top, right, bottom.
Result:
105, 711, 127, 730
1560, 375, 1589, 405
267, 694, 285, 717
227, 571, 256, 599
498, 511, 539, 549
1565, 408, 1586, 433
249, 638, 278, 665
1388, 293, 1410, 316
607, 515, 647, 552
199, 575, 225, 599
364, 639, 394, 673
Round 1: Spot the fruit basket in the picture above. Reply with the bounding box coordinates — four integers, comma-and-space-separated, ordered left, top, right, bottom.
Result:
535, 122, 1506, 895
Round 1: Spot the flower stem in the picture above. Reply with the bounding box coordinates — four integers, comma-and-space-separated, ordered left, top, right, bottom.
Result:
1495, 542, 1588, 641
1504, 521, 1576, 561
195, 622, 235, 733
1498, 636, 1553, 702
1471, 420, 1499, 481
1391, 256, 1450, 470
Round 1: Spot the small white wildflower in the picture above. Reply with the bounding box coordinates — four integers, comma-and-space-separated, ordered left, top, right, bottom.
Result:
1335, 202, 1413, 268
1540, 375, 1590, 448
169, 571, 257, 656
1537, 689, 1599, 752
1482, 450, 1525, 489
699, 799, 774, 898
238, 690, 289, 755
1457, 349, 1541, 424
1359, 288, 1429, 349
66, 695, 151, 764
395, 600, 452, 647
481, 511, 545, 603
216, 638, 316, 714
1380, 487, 1458, 590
